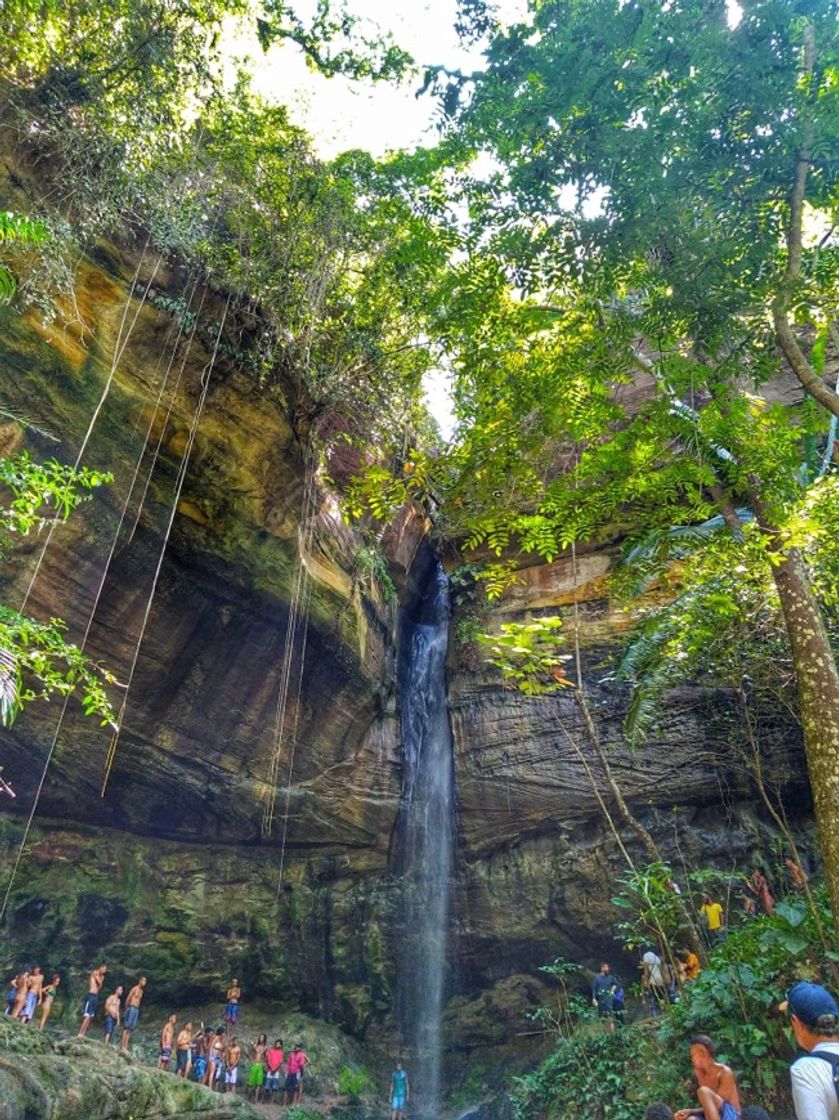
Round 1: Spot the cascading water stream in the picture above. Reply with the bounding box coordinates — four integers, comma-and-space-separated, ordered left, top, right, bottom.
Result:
396, 561, 455, 1117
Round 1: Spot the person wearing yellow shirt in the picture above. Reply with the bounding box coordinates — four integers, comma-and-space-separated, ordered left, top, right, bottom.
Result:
699, 895, 725, 946
679, 947, 701, 982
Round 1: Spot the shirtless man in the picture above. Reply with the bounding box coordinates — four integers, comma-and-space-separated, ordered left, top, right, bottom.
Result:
225, 979, 241, 1026
674, 1035, 742, 1120
785, 857, 809, 893
158, 1013, 177, 1070
225, 1036, 241, 1093
120, 976, 146, 1053
103, 985, 123, 1044
193, 1027, 213, 1083
175, 1021, 193, 1078
20, 966, 43, 1023
78, 963, 107, 1037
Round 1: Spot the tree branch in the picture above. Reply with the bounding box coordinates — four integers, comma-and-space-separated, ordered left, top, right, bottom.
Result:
771, 23, 839, 418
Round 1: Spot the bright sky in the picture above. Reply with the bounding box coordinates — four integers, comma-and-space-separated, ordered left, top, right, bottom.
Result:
229, 0, 528, 159
226, 1, 528, 438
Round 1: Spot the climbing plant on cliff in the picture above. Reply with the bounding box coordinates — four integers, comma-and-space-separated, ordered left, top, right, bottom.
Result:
0, 451, 116, 729
0, 211, 47, 304
150, 89, 451, 461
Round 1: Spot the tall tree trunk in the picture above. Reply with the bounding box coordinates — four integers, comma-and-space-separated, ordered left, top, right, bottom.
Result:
769, 550, 839, 934
749, 491, 839, 932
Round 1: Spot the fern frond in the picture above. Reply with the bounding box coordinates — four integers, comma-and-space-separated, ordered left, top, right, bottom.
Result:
0, 265, 15, 305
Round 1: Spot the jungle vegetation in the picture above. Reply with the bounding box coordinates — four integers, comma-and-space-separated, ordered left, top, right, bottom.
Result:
0, 0, 838, 1040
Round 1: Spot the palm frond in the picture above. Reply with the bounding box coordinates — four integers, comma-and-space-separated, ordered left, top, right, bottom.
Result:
0, 645, 20, 727
0, 402, 59, 441
618, 510, 753, 597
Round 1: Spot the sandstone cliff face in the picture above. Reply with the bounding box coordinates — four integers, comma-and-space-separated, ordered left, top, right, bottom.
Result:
0, 225, 816, 1093
445, 550, 815, 1023
0, 240, 399, 847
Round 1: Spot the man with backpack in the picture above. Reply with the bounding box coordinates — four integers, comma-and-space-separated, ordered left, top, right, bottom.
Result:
781, 980, 839, 1119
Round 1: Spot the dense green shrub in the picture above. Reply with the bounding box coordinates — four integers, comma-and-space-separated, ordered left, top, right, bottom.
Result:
514, 892, 836, 1120
512, 1023, 684, 1120
337, 1065, 374, 1099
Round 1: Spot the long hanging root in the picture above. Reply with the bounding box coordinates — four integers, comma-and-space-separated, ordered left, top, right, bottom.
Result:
100, 293, 232, 796
20, 239, 163, 613
0, 267, 210, 923
261, 451, 317, 845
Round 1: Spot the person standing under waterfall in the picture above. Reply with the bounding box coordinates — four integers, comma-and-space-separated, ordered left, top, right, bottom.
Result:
390, 1060, 409, 1120
78, 963, 107, 1037
120, 976, 146, 1053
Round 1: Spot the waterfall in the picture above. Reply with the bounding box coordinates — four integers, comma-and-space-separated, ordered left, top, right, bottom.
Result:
396, 561, 455, 1117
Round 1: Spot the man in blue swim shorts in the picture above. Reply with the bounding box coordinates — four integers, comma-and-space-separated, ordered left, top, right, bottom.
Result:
120, 976, 146, 1054
78, 963, 107, 1038
390, 1060, 409, 1120
20, 967, 43, 1024
225, 979, 241, 1026
674, 1035, 741, 1120
102, 985, 123, 1044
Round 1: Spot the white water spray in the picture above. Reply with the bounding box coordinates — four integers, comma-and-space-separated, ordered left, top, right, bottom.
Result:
397, 562, 455, 1116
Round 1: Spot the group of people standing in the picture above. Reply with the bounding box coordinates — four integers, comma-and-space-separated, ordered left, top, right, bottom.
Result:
167, 1022, 309, 1105
4, 966, 60, 1029
4, 964, 311, 1106
591, 945, 701, 1027
76, 964, 147, 1052
6, 962, 148, 1054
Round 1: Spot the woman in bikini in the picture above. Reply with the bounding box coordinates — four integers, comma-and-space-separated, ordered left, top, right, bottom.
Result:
206, 1027, 226, 1087
38, 974, 60, 1031
9, 971, 29, 1020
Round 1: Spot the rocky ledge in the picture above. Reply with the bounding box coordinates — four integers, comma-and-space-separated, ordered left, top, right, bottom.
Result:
0, 1017, 259, 1120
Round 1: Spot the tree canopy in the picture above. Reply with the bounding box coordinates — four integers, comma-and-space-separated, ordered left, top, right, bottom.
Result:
1, 0, 839, 907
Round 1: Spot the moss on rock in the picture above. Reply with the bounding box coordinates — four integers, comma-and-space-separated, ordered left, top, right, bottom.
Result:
0, 1017, 261, 1120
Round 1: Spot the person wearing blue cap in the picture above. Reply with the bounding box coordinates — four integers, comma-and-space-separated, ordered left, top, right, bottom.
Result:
781, 980, 839, 1120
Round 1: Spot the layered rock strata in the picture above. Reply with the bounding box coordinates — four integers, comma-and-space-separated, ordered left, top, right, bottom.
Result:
0, 220, 817, 1091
